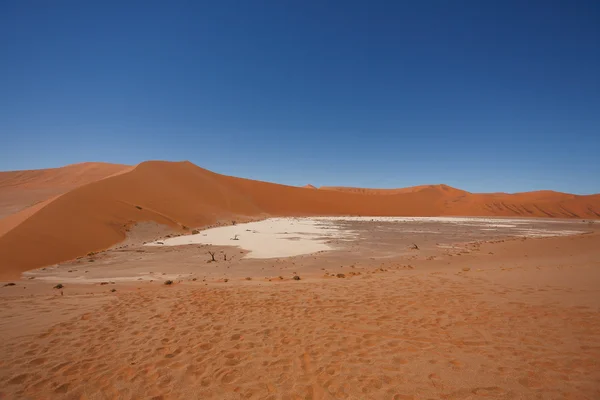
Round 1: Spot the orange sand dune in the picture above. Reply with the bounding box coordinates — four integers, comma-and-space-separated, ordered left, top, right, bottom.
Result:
320, 184, 468, 196
0, 162, 131, 220
0, 160, 599, 279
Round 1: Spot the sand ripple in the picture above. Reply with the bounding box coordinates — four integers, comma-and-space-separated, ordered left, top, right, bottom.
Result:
1, 271, 599, 399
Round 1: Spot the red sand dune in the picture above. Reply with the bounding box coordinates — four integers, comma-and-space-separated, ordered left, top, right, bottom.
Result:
320, 184, 468, 196
0, 160, 599, 279
0, 162, 131, 219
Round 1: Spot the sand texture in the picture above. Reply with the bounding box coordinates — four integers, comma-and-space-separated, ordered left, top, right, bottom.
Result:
0, 162, 131, 220
1, 231, 599, 399
1, 160, 599, 278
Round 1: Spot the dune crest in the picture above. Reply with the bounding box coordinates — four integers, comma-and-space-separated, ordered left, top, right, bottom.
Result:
0, 162, 132, 220
320, 184, 468, 196
0, 160, 598, 278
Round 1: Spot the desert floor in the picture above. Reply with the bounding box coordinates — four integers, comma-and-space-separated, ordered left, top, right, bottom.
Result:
1, 218, 599, 399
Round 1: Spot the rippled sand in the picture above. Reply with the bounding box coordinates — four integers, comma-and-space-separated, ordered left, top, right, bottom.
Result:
1, 231, 599, 399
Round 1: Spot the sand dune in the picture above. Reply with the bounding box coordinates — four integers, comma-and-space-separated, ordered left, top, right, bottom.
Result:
319, 184, 468, 196
0, 162, 131, 220
0, 160, 599, 279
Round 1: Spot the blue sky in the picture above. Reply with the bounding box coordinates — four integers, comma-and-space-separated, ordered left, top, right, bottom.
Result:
1, 1, 599, 194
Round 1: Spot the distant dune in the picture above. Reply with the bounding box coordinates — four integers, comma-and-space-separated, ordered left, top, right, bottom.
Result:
319, 184, 469, 196
0, 160, 598, 279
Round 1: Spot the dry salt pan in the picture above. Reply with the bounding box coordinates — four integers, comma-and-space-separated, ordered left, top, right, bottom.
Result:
146, 216, 585, 259
146, 218, 358, 258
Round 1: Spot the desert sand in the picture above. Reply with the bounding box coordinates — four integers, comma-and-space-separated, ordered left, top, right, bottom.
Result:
0, 162, 132, 242
1, 161, 599, 399
1, 220, 599, 399
0, 161, 599, 279
0, 162, 131, 219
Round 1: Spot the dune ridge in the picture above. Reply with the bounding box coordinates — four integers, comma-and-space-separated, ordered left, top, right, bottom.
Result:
319, 184, 468, 196
0, 162, 132, 220
0, 160, 599, 279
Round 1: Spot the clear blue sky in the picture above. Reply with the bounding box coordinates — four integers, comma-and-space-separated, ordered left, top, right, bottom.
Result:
1, 1, 599, 194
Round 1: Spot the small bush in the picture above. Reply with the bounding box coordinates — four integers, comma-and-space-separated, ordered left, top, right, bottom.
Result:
54, 284, 64, 289
111, 288, 117, 292
192, 229, 200, 234
164, 280, 173, 285
293, 275, 301, 281
336, 273, 346, 278
3, 283, 16, 287
135, 205, 142, 210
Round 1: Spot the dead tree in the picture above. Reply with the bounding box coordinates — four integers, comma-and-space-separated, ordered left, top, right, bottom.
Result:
208, 251, 216, 262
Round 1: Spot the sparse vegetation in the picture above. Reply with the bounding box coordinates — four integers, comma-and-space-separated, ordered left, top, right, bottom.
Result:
231, 234, 239, 241
192, 229, 200, 234
223, 253, 228, 261
336, 273, 346, 278
410, 243, 419, 250
293, 275, 301, 280
245, 277, 252, 280
111, 288, 117, 292
232, 220, 236, 225
3, 283, 16, 287
224, 278, 229, 282
54, 284, 64, 289
135, 205, 143, 210
208, 251, 216, 262
164, 280, 173, 285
